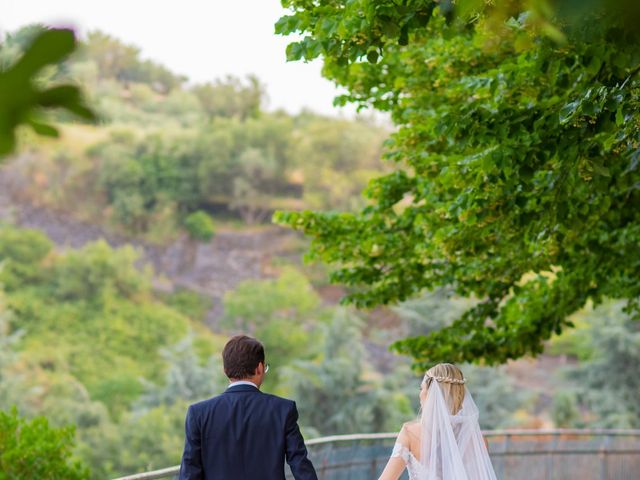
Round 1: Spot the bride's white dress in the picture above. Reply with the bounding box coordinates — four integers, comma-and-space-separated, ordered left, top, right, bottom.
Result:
385, 380, 497, 480
391, 443, 426, 480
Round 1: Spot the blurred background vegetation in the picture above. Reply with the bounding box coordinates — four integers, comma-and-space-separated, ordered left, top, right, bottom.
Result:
0, 21, 638, 479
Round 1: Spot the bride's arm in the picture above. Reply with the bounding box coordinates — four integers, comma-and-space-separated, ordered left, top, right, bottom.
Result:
378, 425, 411, 480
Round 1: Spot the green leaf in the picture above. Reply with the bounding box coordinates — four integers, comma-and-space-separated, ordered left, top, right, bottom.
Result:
0, 28, 96, 159
559, 101, 579, 124
399, 25, 409, 46
37, 85, 80, 106
12, 28, 76, 76
456, 0, 485, 19
590, 160, 610, 177
286, 42, 304, 61
28, 121, 59, 137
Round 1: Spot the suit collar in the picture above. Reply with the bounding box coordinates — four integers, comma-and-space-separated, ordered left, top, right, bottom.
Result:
225, 384, 260, 393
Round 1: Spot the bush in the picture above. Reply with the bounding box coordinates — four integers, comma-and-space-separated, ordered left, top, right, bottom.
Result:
160, 288, 212, 322
552, 391, 582, 428
183, 210, 215, 242
51, 241, 148, 301
0, 226, 52, 290
0, 407, 90, 480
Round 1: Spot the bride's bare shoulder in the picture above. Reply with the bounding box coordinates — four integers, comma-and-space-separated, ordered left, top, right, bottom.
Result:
401, 421, 421, 438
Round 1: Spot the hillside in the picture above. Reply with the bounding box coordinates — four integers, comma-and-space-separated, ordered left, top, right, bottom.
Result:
0, 171, 298, 323
1, 26, 392, 245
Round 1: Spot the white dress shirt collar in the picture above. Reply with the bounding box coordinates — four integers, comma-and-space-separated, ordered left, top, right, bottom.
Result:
227, 380, 259, 389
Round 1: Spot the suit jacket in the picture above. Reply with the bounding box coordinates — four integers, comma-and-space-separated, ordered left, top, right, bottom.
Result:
179, 384, 318, 480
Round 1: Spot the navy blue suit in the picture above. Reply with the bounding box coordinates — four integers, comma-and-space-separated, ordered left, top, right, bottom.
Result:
179, 384, 318, 480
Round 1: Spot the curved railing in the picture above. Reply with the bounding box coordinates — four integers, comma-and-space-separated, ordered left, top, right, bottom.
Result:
113, 429, 640, 480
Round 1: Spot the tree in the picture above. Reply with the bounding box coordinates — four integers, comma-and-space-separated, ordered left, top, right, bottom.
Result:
230, 148, 279, 224
81, 31, 184, 92
85, 115, 297, 233
0, 228, 200, 414
570, 302, 640, 428
135, 334, 227, 410
181, 210, 215, 271
0, 407, 90, 480
387, 292, 529, 429
282, 309, 413, 436
462, 364, 529, 430
0, 225, 52, 290
50, 240, 147, 302
107, 402, 186, 478
0, 296, 24, 411
221, 268, 322, 391
160, 288, 212, 323
192, 75, 265, 120
275, 1, 640, 367
391, 289, 476, 338
72, 400, 187, 479
551, 390, 582, 428
290, 117, 388, 211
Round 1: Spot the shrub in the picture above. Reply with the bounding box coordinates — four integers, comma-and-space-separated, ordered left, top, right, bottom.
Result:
183, 211, 215, 242
0, 407, 90, 480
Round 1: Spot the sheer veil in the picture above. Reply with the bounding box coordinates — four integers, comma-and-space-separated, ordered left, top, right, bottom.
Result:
420, 378, 497, 480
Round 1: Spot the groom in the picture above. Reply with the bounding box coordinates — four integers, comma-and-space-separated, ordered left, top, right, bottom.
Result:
179, 335, 318, 480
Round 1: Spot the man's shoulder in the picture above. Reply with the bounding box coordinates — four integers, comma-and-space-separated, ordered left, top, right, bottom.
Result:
188, 393, 223, 412
189, 391, 295, 412
257, 392, 296, 410
261, 392, 294, 403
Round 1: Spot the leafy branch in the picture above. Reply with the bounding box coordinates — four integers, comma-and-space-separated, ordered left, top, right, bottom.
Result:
0, 28, 95, 157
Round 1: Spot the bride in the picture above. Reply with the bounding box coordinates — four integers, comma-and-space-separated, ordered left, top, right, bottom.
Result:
379, 363, 497, 480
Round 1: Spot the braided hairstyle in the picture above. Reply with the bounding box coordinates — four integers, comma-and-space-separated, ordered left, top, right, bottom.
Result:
423, 363, 466, 415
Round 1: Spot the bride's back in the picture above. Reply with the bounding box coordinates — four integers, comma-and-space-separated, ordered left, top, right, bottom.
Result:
379, 363, 497, 480
401, 421, 423, 461
399, 364, 467, 462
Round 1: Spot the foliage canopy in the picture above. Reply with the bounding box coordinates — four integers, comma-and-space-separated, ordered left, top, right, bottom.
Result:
275, 1, 640, 367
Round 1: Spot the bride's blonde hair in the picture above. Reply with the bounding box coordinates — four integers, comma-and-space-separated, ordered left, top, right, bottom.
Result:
423, 363, 466, 415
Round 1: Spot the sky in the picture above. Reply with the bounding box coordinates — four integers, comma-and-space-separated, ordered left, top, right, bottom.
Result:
1, 0, 354, 116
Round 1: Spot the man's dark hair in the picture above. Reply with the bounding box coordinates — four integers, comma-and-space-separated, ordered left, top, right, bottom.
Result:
222, 335, 265, 379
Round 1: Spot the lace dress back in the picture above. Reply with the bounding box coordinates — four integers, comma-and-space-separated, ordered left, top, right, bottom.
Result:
391, 442, 427, 480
